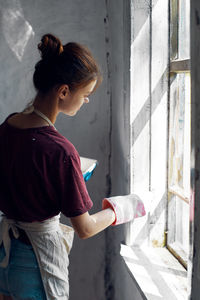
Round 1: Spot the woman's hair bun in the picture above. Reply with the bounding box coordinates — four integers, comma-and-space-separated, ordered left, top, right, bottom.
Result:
38, 33, 63, 60
33, 33, 102, 93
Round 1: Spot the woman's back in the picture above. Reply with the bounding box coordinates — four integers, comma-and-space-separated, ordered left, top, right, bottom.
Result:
0, 113, 93, 222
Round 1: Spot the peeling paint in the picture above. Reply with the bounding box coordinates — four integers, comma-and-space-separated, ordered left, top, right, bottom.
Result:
106, 173, 112, 197
105, 37, 109, 43
89, 112, 98, 125
195, 9, 200, 26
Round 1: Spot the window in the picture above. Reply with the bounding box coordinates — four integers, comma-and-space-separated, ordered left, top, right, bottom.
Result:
122, 1, 189, 297
167, 0, 190, 269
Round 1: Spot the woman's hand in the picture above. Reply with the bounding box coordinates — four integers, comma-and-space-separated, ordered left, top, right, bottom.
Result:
102, 194, 146, 225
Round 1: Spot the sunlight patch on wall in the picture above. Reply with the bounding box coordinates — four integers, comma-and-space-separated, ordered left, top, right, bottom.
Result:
130, 14, 150, 124
151, 0, 168, 93
1, 0, 34, 61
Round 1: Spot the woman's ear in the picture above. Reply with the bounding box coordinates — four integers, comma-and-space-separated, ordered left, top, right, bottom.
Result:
57, 84, 70, 100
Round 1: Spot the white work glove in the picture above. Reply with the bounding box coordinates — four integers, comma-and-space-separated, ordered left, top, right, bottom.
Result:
102, 194, 146, 225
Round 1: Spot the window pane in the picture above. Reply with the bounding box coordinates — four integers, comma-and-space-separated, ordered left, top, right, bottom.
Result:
170, 0, 178, 59
168, 193, 189, 264
168, 72, 191, 264
170, 0, 190, 60
178, 0, 190, 59
168, 73, 191, 196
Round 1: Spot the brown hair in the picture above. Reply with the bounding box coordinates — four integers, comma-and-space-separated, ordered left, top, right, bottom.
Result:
33, 33, 102, 94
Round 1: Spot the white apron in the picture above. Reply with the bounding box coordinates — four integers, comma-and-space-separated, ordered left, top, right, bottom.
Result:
0, 214, 74, 300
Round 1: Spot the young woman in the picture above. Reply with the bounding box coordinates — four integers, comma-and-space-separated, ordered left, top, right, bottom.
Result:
0, 34, 144, 300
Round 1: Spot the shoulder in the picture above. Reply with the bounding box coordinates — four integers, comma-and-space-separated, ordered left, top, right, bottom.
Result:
38, 128, 80, 163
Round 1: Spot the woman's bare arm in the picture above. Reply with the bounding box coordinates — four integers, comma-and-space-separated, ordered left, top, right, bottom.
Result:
70, 208, 115, 239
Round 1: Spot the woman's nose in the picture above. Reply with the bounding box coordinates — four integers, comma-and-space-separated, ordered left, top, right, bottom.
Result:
84, 97, 89, 103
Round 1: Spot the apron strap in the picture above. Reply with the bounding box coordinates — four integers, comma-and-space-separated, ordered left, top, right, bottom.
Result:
0, 217, 19, 268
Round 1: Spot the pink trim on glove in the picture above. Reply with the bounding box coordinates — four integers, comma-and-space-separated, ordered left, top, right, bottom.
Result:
102, 198, 117, 225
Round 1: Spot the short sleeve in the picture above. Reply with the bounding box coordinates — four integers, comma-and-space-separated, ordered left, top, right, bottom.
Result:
55, 150, 93, 217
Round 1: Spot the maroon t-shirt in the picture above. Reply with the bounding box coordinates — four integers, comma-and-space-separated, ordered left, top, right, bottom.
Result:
0, 113, 93, 222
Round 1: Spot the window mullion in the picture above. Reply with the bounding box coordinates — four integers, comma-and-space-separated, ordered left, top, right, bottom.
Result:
170, 59, 190, 73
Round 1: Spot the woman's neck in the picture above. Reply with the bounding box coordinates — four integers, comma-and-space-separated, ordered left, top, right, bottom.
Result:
33, 92, 59, 125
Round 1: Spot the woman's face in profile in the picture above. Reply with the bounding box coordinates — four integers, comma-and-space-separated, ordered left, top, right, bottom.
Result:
61, 80, 97, 116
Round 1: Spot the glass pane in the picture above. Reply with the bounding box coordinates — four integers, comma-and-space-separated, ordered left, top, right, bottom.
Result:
168, 194, 189, 262
170, 0, 178, 59
178, 0, 190, 59
168, 73, 191, 196
170, 0, 190, 60
168, 73, 191, 263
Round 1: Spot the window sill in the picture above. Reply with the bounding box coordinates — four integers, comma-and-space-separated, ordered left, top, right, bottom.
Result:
120, 244, 187, 300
